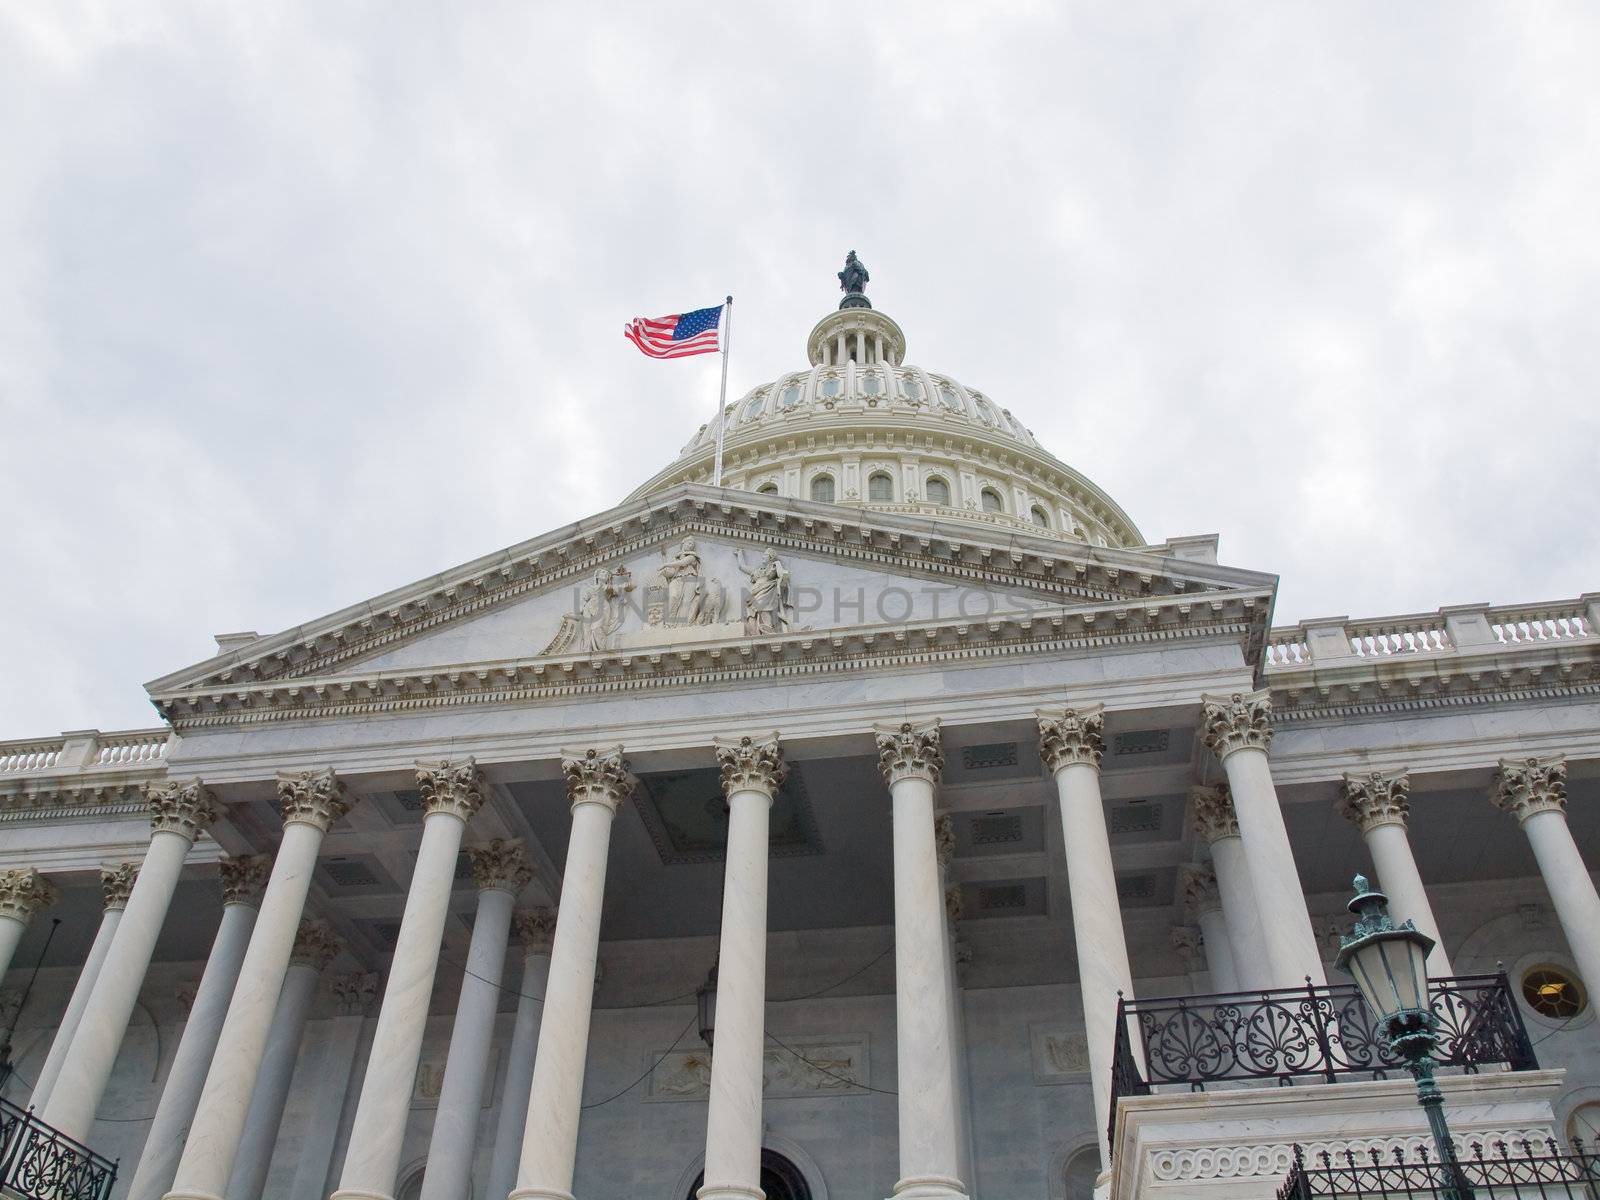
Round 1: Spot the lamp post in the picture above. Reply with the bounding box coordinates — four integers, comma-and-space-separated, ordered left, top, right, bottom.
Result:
1334, 875, 1473, 1200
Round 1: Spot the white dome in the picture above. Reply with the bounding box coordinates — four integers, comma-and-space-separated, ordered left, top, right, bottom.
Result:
629, 301, 1143, 548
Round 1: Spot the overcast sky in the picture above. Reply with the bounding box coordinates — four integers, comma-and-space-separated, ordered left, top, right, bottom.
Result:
3, 3, 1597, 736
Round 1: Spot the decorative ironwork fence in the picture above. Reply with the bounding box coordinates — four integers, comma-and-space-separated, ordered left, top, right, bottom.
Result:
1108, 974, 1536, 1156
0, 1097, 118, 1200
1278, 1139, 1600, 1198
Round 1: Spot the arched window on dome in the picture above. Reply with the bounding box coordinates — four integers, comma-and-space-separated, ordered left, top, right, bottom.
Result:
925, 476, 951, 506
1030, 505, 1050, 529
980, 488, 1004, 513
867, 472, 894, 501
780, 381, 802, 409
936, 384, 962, 412
860, 371, 882, 396
758, 482, 779, 496
810, 475, 836, 503
744, 391, 766, 421
902, 376, 922, 401
820, 377, 842, 399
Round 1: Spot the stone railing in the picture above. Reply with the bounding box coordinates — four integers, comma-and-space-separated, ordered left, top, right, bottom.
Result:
0, 728, 172, 778
1265, 597, 1598, 670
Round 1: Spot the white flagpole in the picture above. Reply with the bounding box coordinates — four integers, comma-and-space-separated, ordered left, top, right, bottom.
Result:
712, 294, 733, 487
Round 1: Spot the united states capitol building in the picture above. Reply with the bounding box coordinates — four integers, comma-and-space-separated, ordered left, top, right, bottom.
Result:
2, 261, 1598, 1200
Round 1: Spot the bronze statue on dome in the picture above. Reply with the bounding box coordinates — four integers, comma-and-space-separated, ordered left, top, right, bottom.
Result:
837, 251, 871, 310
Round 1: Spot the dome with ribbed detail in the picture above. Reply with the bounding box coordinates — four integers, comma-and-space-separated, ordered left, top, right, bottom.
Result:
627, 292, 1143, 549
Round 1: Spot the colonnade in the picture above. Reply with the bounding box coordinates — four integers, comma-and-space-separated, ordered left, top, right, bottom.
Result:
5, 689, 1599, 1200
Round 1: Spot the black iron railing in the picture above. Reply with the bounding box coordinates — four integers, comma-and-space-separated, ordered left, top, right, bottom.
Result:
1279, 1139, 1600, 1198
1108, 974, 1536, 1156
0, 1096, 118, 1200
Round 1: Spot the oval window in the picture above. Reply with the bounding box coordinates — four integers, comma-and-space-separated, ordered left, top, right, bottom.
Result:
861, 372, 882, 395
781, 383, 802, 409
820, 377, 841, 398
902, 376, 922, 401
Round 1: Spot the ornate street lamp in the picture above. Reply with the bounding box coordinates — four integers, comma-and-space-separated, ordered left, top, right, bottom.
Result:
1335, 875, 1474, 1200
697, 963, 718, 1051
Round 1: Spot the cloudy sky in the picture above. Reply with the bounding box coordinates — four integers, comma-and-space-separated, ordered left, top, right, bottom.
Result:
3, 3, 1597, 735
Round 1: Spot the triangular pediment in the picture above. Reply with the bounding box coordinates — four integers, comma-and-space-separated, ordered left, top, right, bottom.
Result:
146, 484, 1277, 725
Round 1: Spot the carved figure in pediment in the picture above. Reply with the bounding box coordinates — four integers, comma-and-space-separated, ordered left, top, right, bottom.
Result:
736, 546, 794, 636
579, 567, 633, 651
659, 537, 704, 624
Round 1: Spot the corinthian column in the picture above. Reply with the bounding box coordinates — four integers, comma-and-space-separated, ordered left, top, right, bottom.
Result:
1037, 705, 1132, 1177
1337, 770, 1452, 976
225, 919, 342, 1200
513, 748, 635, 1200
1199, 692, 1325, 986
126, 855, 271, 1200
421, 839, 532, 1200
487, 909, 555, 1200
699, 734, 788, 1200
1178, 864, 1238, 993
1190, 785, 1269, 991
163, 769, 353, 1200
30, 864, 110, 1108
875, 721, 967, 1200
334, 759, 486, 1200
46, 781, 216, 1141
0, 868, 57, 984
1494, 757, 1600, 993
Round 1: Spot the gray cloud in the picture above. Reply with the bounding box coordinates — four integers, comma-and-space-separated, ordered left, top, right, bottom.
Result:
3, 1, 1597, 732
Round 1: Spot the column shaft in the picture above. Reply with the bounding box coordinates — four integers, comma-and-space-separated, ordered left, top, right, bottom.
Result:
44, 830, 193, 1140
421, 884, 517, 1200
1220, 748, 1325, 985
31, 907, 123, 1111
335, 810, 470, 1200
699, 785, 772, 1200
1194, 907, 1239, 993
0, 916, 26, 981
1208, 836, 1270, 991
487, 949, 550, 1200
166, 820, 327, 1200
1523, 810, 1600, 993
1364, 823, 1453, 976
127, 902, 260, 1200
224, 961, 320, 1200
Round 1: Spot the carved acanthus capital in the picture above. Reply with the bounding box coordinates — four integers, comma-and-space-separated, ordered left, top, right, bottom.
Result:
415, 758, 486, 822
175, 981, 199, 1015
467, 838, 533, 894
1493, 756, 1568, 823
0, 868, 57, 924
715, 733, 789, 797
331, 971, 380, 1016
1337, 769, 1412, 834
934, 813, 956, 868
219, 854, 271, 907
100, 862, 140, 911
944, 882, 965, 926
1199, 690, 1274, 760
873, 721, 942, 786
277, 768, 353, 832
1178, 862, 1222, 917
290, 917, 342, 971
1190, 784, 1240, 844
146, 778, 219, 842
514, 907, 557, 953
1171, 925, 1203, 968
560, 746, 636, 813
1036, 704, 1105, 773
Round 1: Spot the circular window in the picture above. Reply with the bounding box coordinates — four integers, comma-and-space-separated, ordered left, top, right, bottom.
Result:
1523, 965, 1587, 1019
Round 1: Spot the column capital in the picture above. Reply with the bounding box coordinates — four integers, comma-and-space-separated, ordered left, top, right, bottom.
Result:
560, 746, 636, 813
1337, 769, 1411, 833
277, 767, 353, 832
715, 733, 789, 797
468, 838, 534, 895
1171, 925, 1203, 970
1190, 784, 1240, 843
415, 758, 486, 822
514, 907, 556, 953
1178, 862, 1223, 918
0, 868, 57, 924
873, 720, 942, 786
290, 917, 343, 971
331, 971, 381, 1016
146, 778, 219, 842
934, 813, 956, 868
944, 882, 964, 925
219, 854, 271, 908
1199, 689, 1274, 759
100, 862, 139, 912
1493, 756, 1568, 823
1036, 704, 1105, 772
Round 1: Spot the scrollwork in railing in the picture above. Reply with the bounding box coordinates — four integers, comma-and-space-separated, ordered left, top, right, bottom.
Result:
0, 1097, 119, 1200
1278, 1137, 1600, 1198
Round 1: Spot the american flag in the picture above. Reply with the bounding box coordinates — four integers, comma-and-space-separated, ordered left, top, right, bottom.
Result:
623, 303, 723, 359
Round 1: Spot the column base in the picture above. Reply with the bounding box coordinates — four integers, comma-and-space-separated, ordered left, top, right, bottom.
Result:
889, 1176, 968, 1199
330, 1190, 395, 1200
697, 1184, 765, 1200
508, 1190, 576, 1200
163, 1191, 224, 1200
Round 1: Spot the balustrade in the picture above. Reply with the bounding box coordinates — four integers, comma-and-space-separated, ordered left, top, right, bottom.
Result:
0, 1097, 118, 1200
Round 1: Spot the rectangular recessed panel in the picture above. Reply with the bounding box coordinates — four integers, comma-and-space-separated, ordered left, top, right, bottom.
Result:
373, 922, 401, 947
977, 884, 1028, 910
324, 859, 380, 887
1115, 874, 1157, 904
1109, 803, 1163, 835
970, 813, 1024, 845
393, 789, 424, 811
1113, 729, 1171, 756
454, 852, 473, 881
961, 743, 1019, 771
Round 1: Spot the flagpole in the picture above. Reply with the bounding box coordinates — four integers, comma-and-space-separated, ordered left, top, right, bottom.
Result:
712, 294, 733, 487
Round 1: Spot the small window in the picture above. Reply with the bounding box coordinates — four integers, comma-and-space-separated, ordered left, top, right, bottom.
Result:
925, 477, 951, 506
820, 377, 841, 399
902, 376, 922, 401
780, 383, 802, 409
861, 372, 881, 395
973, 398, 997, 425
758, 483, 779, 495
810, 475, 836, 503
1523, 965, 1587, 1019
1031, 505, 1050, 528
868, 473, 894, 501
980, 488, 1003, 513
937, 385, 961, 412
744, 392, 766, 420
